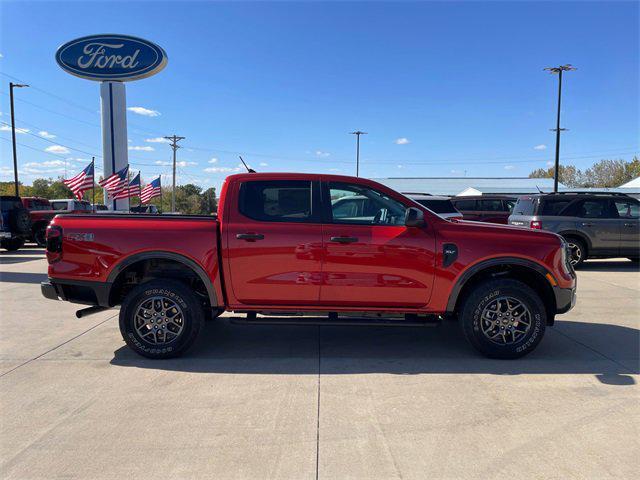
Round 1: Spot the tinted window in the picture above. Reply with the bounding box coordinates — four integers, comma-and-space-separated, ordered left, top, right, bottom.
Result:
51, 202, 68, 211
453, 200, 476, 211
614, 199, 639, 219
329, 182, 406, 225
504, 200, 516, 213
579, 199, 612, 219
332, 198, 365, 218
540, 198, 572, 216
512, 197, 537, 215
416, 199, 458, 214
239, 180, 313, 222
0, 198, 22, 211
74, 201, 92, 211
479, 199, 503, 212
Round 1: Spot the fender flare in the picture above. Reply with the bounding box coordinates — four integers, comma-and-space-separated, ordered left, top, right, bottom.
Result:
106, 251, 218, 307
445, 257, 554, 313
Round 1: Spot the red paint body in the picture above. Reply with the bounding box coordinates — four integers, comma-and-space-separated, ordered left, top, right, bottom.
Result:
47, 173, 575, 314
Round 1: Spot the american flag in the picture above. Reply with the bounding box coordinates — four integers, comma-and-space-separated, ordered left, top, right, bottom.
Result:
113, 171, 141, 199
140, 176, 162, 203
99, 165, 129, 197
63, 161, 94, 200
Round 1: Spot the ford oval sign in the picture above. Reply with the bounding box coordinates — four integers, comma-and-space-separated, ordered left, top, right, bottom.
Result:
55, 34, 167, 82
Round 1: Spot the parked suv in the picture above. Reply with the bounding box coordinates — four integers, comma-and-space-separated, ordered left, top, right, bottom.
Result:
451, 195, 517, 224
404, 194, 463, 220
508, 192, 639, 267
0, 196, 31, 251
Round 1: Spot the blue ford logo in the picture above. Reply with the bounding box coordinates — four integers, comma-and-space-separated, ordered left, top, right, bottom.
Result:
55, 34, 167, 81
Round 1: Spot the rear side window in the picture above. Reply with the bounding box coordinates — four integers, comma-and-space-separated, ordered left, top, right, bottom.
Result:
453, 200, 476, 211
239, 180, 314, 222
540, 198, 572, 216
416, 199, 458, 214
51, 202, 68, 211
512, 197, 536, 215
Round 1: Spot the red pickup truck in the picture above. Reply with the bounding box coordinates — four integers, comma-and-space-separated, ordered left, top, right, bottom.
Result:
41, 173, 576, 359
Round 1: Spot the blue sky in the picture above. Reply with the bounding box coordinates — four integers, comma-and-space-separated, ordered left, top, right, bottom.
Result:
1, 1, 638, 193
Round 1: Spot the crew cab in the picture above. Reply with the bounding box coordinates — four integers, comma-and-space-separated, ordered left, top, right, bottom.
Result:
41, 173, 576, 359
21, 197, 57, 247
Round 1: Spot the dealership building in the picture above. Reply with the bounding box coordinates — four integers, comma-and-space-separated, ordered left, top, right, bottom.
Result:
372, 177, 565, 196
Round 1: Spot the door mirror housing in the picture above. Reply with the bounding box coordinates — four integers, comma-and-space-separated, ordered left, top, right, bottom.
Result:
405, 207, 425, 227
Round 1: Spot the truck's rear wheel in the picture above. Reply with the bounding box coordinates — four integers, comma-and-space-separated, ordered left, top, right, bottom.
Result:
33, 226, 47, 247
119, 280, 204, 359
460, 279, 546, 359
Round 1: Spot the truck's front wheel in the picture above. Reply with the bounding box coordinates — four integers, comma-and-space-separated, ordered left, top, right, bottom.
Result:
460, 279, 546, 359
119, 280, 204, 359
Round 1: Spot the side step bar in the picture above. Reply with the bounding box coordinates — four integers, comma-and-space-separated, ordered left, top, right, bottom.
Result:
230, 314, 441, 328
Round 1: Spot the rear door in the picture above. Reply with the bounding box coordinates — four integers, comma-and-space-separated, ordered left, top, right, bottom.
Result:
613, 198, 640, 255
477, 198, 507, 224
225, 179, 324, 306
576, 198, 620, 255
452, 199, 479, 221
320, 181, 436, 308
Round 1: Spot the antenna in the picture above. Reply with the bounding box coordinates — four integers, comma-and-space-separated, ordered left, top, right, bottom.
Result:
239, 156, 256, 173
536, 185, 543, 193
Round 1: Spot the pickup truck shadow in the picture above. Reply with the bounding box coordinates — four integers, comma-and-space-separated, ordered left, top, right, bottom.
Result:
110, 319, 639, 385
0, 271, 48, 284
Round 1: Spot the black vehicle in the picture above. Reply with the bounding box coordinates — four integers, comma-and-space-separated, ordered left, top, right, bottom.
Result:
0, 196, 32, 251
130, 204, 159, 214
508, 192, 639, 267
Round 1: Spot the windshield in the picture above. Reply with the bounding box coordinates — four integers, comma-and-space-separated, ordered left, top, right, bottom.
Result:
512, 197, 537, 216
415, 199, 459, 214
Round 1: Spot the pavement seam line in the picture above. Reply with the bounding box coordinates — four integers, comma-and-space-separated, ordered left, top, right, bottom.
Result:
315, 325, 321, 480
0, 312, 118, 378
552, 327, 636, 374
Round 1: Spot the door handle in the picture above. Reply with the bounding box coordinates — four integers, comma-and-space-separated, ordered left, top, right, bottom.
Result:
330, 236, 358, 244
581, 222, 593, 227
236, 233, 264, 241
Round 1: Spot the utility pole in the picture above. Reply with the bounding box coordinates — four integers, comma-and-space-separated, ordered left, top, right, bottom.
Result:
544, 64, 576, 193
9, 82, 29, 197
164, 135, 185, 212
349, 131, 367, 177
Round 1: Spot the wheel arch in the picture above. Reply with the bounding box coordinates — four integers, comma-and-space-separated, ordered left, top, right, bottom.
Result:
446, 257, 557, 325
558, 230, 591, 252
106, 251, 218, 307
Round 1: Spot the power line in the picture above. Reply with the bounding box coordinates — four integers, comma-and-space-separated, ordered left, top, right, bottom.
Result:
164, 135, 185, 212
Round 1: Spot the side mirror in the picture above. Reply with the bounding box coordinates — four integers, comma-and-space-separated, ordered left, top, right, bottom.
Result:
405, 207, 425, 227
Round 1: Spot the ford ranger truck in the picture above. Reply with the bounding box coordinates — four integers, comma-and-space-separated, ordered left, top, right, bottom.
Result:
41, 173, 576, 359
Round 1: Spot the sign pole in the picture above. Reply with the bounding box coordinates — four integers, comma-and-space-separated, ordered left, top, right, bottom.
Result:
91, 157, 95, 212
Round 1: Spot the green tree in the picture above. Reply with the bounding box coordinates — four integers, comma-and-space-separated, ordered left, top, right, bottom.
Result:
528, 165, 584, 188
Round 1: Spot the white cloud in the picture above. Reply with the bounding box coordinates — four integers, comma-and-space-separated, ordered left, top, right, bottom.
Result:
208, 158, 218, 164
397, 164, 404, 169
24, 160, 68, 168
395, 137, 410, 145
533, 144, 547, 150
38, 130, 56, 139
315, 150, 330, 157
0, 124, 29, 134
504, 165, 515, 170
329, 168, 341, 172
259, 162, 268, 167
44, 145, 70, 154
546, 161, 554, 167
155, 160, 197, 167
127, 106, 161, 117
204, 166, 241, 173
128, 145, 155, 151
145, 137, 171, 143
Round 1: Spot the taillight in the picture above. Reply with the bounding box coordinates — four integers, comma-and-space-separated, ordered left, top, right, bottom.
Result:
530, 221, 542, 230
46, 225, 63, 263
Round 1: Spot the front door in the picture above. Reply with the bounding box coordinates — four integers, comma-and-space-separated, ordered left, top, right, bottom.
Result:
613, 197, 640, 255
320, 181, 436, 308
575, 198, 621, 255
225, 179, 323, 305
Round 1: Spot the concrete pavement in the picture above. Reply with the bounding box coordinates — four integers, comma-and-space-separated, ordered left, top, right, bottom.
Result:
1, 249, 638, 479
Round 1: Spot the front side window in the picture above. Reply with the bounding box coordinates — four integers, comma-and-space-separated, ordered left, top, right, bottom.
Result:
540, 198, 572, 216
479, 199, 503, 212
328, 182, 406, 225
614, 199, 639, 219
453, 200, 476, 211
239, 180, 313, 222
504, 200, 516, 213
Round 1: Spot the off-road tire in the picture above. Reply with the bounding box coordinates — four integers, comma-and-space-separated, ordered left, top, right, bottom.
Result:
119, 280, 205, 359
460, 279, 546, 359
33, 226, 47, 247
9, 208, 31, 235
0, 238, 25, 251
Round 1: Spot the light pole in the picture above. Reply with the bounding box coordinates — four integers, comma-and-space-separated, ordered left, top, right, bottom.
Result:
349, 131, 367, 177
544, 64, 576, 193
164, 135, 185, 212
9, 82, 29, 197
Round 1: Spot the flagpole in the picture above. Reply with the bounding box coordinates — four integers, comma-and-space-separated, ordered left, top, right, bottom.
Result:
160, 178, 163, 214
127, 167, 131, 213
91, 157, 95, 212
138, 171, 142, 208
